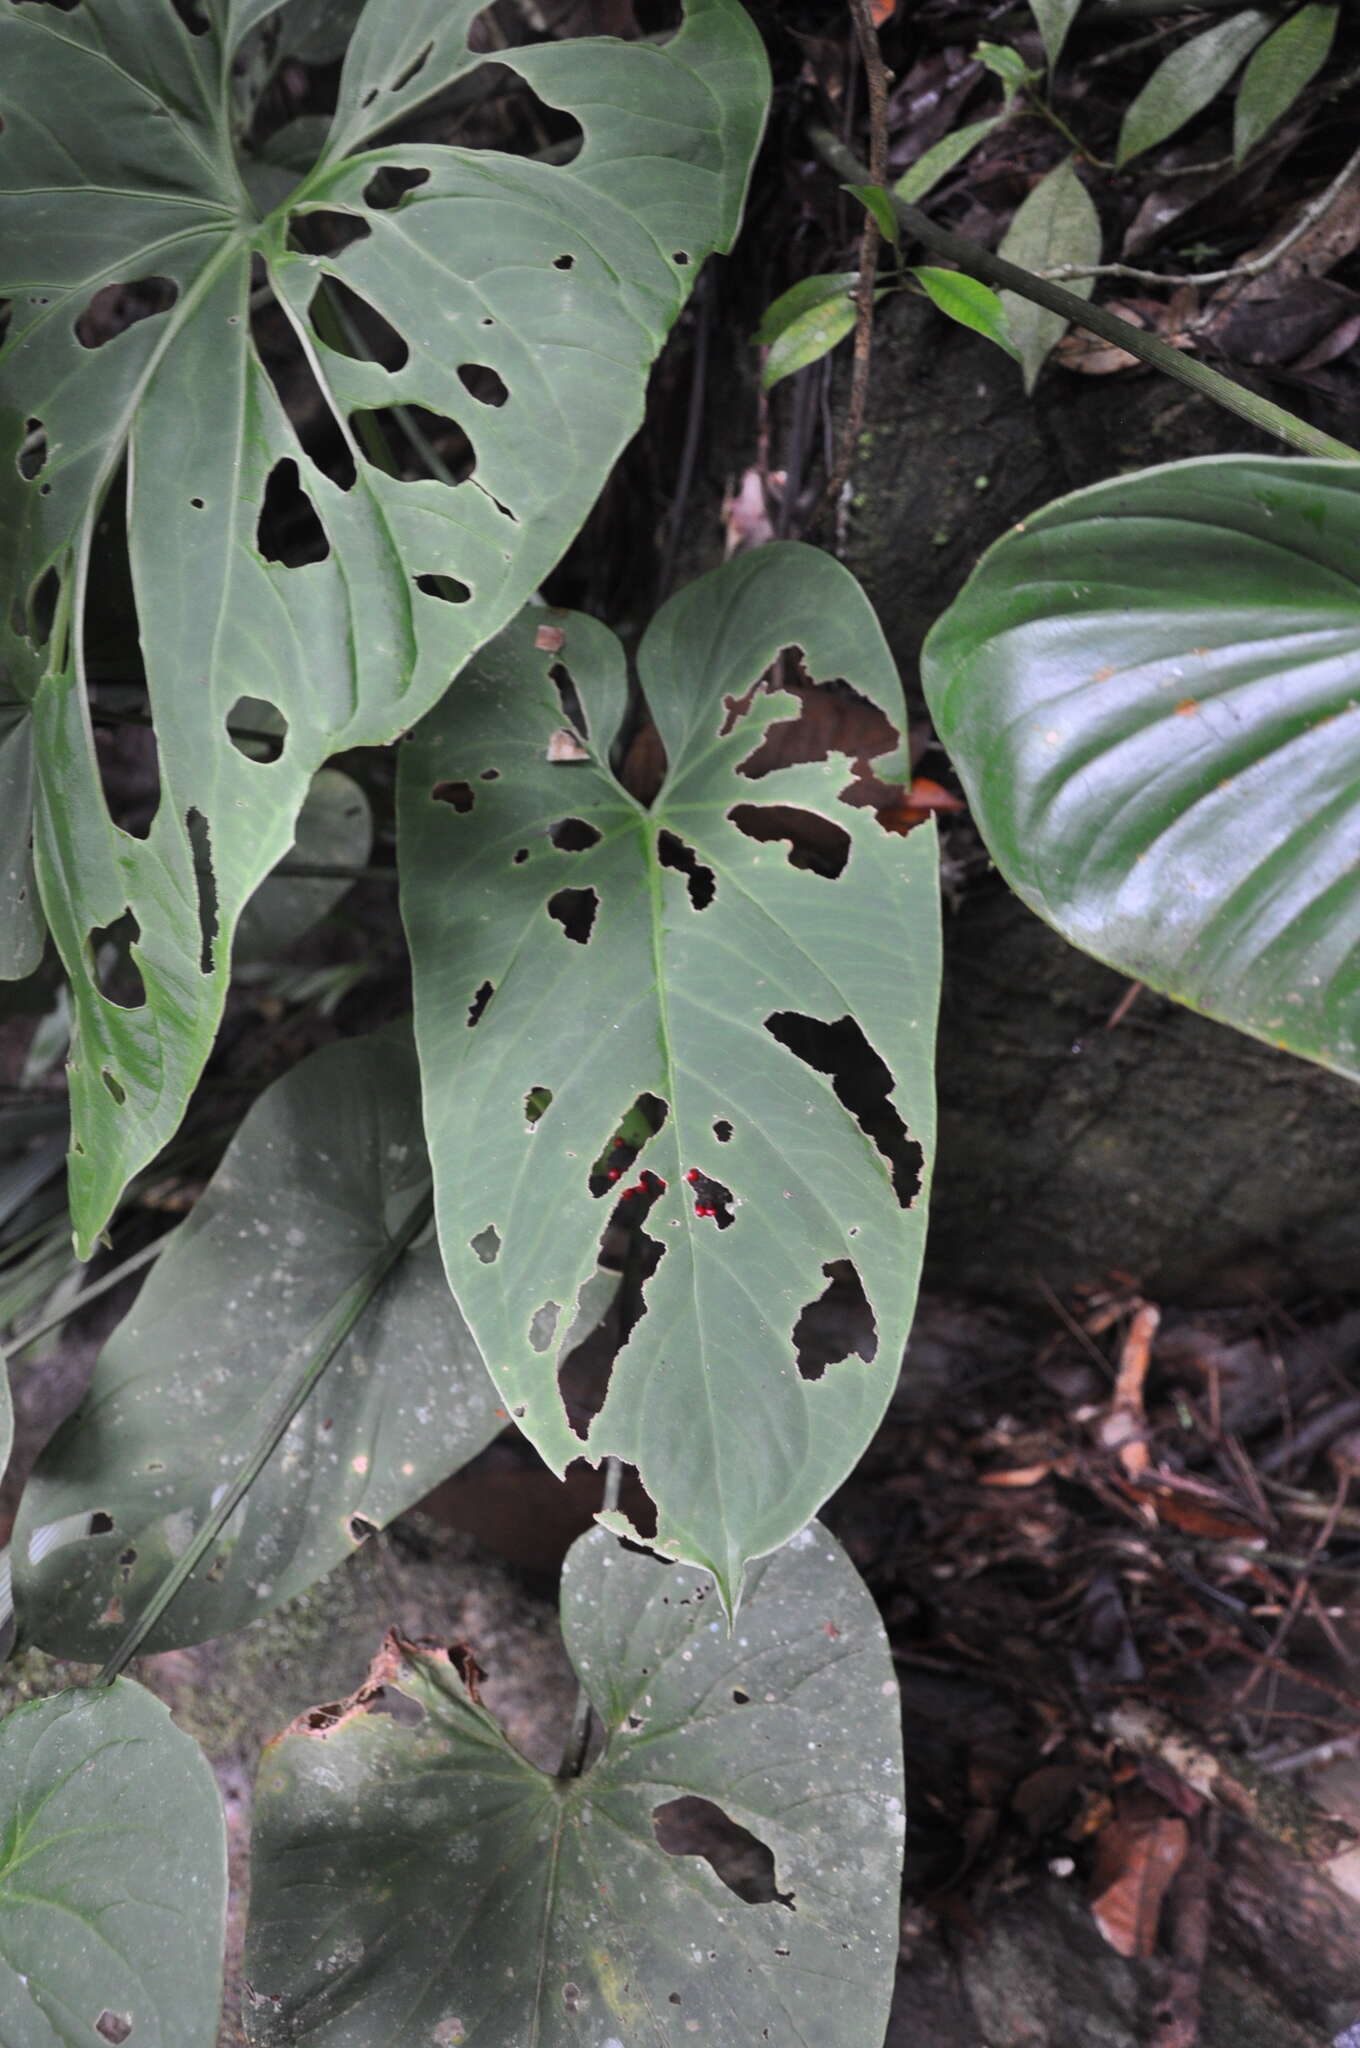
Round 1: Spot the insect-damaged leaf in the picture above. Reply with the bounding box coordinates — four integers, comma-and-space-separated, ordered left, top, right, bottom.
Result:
921, 456, 1360, 1082
13, 1032, 502, 1658
398, 546, 939, 1608
244, 1520, 904, 2048
0, 0, 768, 1254
0, 1677, 227, 2047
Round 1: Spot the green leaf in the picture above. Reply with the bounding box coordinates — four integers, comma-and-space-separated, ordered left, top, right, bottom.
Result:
1117, 8, 1274, 165
997, 156, 1101, 393
1234, 3, 1339, 163
0, 693, 43, 983
756, 274, 862, 389
895, 117, 1001, 206
921, 455, 1360, 1080
844, 182, 901, 247
0, 1677, 226, 2047
977, 41, 1040, 104
398, 547, 938, 1609
13, 1031, 504, 1657
235, 765, 373, 960
912, 267, 1019, 359
1028, 0, 1085, 70
244, 1519, 904, 2048
0, 0, 769, 1256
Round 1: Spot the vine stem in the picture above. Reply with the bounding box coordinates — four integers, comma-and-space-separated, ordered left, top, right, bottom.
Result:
95, 1187, 434, 1684
821, 0, 891, 529
807, 123, 1360, 464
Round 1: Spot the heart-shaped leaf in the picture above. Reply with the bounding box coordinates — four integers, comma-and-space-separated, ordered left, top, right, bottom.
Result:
0, 0, 768, 1253
13, 1030, 503, 1658
244, 1519, 904, 2048
0, 1677, 227, 2047
399, 545, 939, 1608
921, 455, 1360, 1079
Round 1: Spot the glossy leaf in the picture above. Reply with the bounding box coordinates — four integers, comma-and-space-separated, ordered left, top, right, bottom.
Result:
245, 1519, 904, 2048
235, 766, 373, 960
1118, 9, 1273, 165
1028, 0, 1085, 71
921, 455, 1360, 1080
399, 546, 939, 1609
1234, 3, 1338, 163
13, 1031, 502, 1657
997, 156, 1100, 392
757, 274, 862, 389
895, 117, 1000, 206
844, 182, 901, 247
0, 0, 768, 1255
0, 1677, 227, 2047
912, 267, 1018, 359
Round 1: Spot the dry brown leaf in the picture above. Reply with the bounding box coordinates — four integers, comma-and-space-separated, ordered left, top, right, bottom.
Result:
1090, 1814, 1189, 1957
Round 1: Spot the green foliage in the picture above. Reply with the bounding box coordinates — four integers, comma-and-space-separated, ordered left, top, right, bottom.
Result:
894, 117, 1002, 206
756, 272, 863, 389
922, 456, 1360, 1080
997, 157, 1100, 392
245, 1521, 904, 2047
1117, 8, 1274, 165
0, 0, 767, 1254
1027, 0, 1085, 72
0, 1678, 227, 2045
1234, 3, 1339, 163
912, 268, 1018, 360
14, 1032, 502, 1657
398, 545, 937, 1610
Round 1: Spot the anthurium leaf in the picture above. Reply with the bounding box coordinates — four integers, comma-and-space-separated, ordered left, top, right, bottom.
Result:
894, 116, 1000, 206
1028, 0, 1085, 71
997, 156, 1100, 392
1233, 2, 1338, 163
0, 693, 42, 982
0, 0, 769, 1256
13, 1031, 503, 1659
398, 546, 939, 1610
1117, 8, 1273, 165
912, 267, 1019, 359
0, 1677, 227, 2047
921, 455, 1360, 1080
235, 765, 373, 960
244, 1519, 904, 2048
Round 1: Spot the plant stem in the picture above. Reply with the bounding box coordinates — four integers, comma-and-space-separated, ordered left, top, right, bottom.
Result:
823, 0, 890, 527
96, 1187, 433, 1683
808, 124, 1360, 463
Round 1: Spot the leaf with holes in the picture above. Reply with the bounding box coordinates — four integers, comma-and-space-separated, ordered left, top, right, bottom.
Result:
398, 544, 939, 1608
244, 1519, 904, 2048
921, 456, 1360, 1081
0, 0, 768, 1254
12, 1030, 505, 1658
0, 1676, 227, 2047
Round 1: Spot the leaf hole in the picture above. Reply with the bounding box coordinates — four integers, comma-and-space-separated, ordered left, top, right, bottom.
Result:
186, 807, 219, 975
250, 296, 357, 489
588, 1092, 668, 1198
457, 363, 508, 407
669, 1992, 682, 2005
764, 1010, 922, 1207
713, 1119, 732, 1143
348, 1514, 378, 1545
549, 661, 587, 740
389, 37, 433, 90
94, 2014, 133, 2045
547, 885, 598, 944
74, 275, 178, 350
525, 1087, 553, 1126
362, 164, 430, 209
257, 457, 330, 566
101, 1068, 126, 1106
732, 1688, 750, 1704
467, 980, 493, 1027
529, 1300, 562, 1354
652, 1797, 795, 1909
735, 668, 899, 781
17, 416, 46, 480
88, 912, 146, 1010
88, 1512, 115, 1536
432, 780, 475, 811
226, 696, 287, 762
416, 573, 472, 604
657, 829, 715, 910
471, 1225, 501, 1264
309, 278, 409, 370
673, 251, 691, 265
25, 563, 61, 650
295, 210, 372, 253
793, 1260, 878, 1380
93, 686, 161, 839
550, 817, 600, 852
351, 404, 475, 485
169, 0, 209, 29
553, 253, 575, 270
728, 803, 850, 879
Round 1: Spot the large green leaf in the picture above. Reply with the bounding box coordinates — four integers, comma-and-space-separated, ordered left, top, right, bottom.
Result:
13, 1031, 503, 1658
921, 455, 1360, 1080
244, 1519, 904, 2048
0, 0, 768, 1254
399, 545, 939, 1608
0, 1676, 226, 2047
